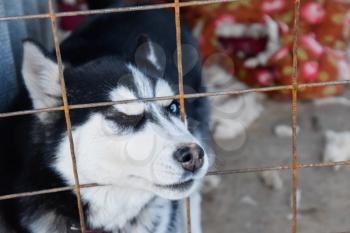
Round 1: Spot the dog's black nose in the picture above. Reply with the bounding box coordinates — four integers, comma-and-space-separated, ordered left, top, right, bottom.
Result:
174, 144, 204, 172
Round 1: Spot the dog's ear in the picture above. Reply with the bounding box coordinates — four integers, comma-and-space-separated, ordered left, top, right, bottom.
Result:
22, 41, 62, 120
132, 34, 166, 77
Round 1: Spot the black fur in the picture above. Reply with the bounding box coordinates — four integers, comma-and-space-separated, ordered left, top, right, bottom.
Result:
0, 2, 210, 232
85, 0, 116, 9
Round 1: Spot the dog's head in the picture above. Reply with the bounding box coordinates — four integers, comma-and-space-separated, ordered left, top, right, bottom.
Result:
21, 37, 209, 200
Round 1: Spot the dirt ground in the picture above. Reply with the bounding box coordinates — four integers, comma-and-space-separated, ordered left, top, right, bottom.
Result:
202, 91, 350, 233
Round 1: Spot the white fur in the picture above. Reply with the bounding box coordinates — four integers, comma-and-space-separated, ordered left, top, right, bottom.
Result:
146, 42, 162, 71
189, 192, 202, 233
155, 79, 175, 106
110, 86, 145, 115
22, 42, 62, 122
127, 64, 153, 98
83, 186, 154, 230
82, 189, 179, 233
125, 198, 174, 233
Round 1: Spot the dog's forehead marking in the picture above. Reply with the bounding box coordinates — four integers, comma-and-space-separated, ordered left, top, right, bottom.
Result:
111, 65, 174, 115
155, 79, 174, 106
110, 86, 145, 115
127, 64, 153, 98
147, 42, 161, 70
127, 64, 174, 105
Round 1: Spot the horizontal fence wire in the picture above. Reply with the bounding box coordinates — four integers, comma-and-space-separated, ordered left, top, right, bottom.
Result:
0, 1, 349, 233
1, 160, 350, 202
0, 0, 239, 21
2, 80, 350, 119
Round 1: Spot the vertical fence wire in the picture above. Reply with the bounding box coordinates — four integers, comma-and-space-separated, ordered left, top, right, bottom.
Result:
174, 0, 186, 122
173, 0, 192, 232
290, 0, 301, 232
48, 0, 86, 232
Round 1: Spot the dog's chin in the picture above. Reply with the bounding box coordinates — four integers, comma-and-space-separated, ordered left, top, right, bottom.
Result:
128, 176, 201, 200
151, 179, 200, 200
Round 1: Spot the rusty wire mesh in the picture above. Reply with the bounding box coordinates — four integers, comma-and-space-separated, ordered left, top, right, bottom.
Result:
0, 0, 349, 233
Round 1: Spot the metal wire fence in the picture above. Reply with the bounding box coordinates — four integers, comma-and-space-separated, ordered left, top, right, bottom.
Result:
0, 0, 349, 232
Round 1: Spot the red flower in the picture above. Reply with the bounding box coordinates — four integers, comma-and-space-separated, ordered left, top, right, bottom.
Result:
255, 69, 275, 86
301, 2, 326, 25
302, 61, 320, 82
261, 0, 286, 14
300, 34, 324, 57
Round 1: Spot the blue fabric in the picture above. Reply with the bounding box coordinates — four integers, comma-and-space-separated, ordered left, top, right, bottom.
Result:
0, 1, 18, 112
0, 0, 50, 112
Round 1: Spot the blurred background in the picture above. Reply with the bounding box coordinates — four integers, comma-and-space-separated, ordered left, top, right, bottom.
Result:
189, 1, 350, 232
1, 0, 350, 232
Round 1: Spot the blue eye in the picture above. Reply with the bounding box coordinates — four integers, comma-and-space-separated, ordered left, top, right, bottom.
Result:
168, 101, 180, 114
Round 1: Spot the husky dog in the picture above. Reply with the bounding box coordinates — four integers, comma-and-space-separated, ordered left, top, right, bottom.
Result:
0, 1, 212, 233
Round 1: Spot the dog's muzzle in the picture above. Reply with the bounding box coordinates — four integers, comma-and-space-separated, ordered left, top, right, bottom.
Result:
173, 143, 204, 173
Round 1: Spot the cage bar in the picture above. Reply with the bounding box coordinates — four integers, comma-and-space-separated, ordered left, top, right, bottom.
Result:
48, 0, 86, 231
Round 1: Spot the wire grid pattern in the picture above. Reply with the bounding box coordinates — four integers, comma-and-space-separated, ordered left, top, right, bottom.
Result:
0, 0, 350, 232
